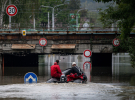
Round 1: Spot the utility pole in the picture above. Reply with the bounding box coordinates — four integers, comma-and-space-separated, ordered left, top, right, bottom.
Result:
9, 0, 11, 29
48, 12, 50, 30
33, 15, 35, 30
52, 8, 54, 31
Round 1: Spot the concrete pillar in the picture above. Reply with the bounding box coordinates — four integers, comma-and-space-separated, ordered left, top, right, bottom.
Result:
0, 54, 2, 76
48, 54, 51, 76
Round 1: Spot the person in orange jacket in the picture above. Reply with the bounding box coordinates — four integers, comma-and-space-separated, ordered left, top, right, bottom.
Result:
51, 60, 62, 79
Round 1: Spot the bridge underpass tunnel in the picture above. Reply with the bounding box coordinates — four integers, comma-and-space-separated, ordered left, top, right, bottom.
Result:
3, 53, 38, 76
91, 53, 112, 76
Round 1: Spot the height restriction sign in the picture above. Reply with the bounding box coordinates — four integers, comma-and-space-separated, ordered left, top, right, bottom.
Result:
39, 38, 47, 46
6, 5, 18, 16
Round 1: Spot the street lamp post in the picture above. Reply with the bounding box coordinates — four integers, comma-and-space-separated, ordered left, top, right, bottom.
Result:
48, 12, 50, 31
41, 4, 64, 31
76, 8, 87, 31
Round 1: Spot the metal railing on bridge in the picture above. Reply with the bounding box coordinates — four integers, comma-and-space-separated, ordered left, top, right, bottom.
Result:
0, 27, 121, 35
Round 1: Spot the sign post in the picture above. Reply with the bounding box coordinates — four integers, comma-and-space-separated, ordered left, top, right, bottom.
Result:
83, 61, 92, 82
6, 4, 18, 29
83, 61, 92, 71
39, 38, 47, 53
83, 49, 92, 81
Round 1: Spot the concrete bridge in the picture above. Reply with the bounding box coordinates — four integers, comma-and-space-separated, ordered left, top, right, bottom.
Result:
0, 30, 134, 54
0, 30, 135, 76
0, 30, 125, 54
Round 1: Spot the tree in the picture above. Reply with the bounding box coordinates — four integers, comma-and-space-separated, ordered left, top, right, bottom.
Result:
94, 0, 135, 40
37, 0, 68, 28
0, 0, 8, 27
94, 0, 135, 67
68, 0, 81, 11
1, 0, 39, 28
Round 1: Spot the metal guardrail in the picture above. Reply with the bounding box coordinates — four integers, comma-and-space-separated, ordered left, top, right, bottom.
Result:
0, 30, 118, 34
1, 27, 135, 35
0, 27, 120, 34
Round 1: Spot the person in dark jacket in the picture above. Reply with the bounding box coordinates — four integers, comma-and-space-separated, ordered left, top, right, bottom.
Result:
65, 62, 82, 76
51, 60, 62, 79
65, 62, 87, 83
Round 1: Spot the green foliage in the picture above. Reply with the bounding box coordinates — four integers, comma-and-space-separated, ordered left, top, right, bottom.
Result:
87, 11, 102, 27
94, 0, 135, 67
36, 0, 69, 28
113, 36, 129, 53
128, 37, 135, 67
68, 0, 81, 10
94, 0, 135, 40
81, 0, 112, 10
2, 0, 39, 27
2, 0, 69, 28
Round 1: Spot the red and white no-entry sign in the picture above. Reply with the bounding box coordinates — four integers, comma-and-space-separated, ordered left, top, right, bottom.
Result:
83, 61, 92, 71
39, 38, 47, 46
84, 49, 92, 57
113, 38, 120, 46
6, 5, 18, 16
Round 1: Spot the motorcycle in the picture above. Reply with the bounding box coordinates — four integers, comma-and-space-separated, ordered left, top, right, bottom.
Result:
46, 68, 87, 83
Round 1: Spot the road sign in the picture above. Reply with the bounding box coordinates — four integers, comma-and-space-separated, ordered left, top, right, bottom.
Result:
113, 38, 120, 46
6, 5, 18, 16
24, 72, 38, 83
39, 38, 47, 46
22, 30, 26, 36
83, 61, 92, 71
84, 49, 92, 57
83, 23, 89, 28
71, 15, 75, 19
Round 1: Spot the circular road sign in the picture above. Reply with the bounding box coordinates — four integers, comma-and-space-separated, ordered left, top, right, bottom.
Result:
113, 38, 120, 46
24, 72, 38, 83
71, 15, 75, 19
84, 49, 92, 57
83, 61, 92, 71
6, 5, 18, 16
39, 38, 47, 46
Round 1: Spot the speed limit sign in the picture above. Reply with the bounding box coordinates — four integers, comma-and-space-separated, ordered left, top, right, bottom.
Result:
6, 5, 18, 16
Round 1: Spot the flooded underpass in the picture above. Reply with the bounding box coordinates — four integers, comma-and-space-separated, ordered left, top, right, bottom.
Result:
0, 53, 135, 100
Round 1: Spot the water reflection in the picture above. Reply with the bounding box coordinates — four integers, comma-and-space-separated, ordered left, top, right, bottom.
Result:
0, 53, 135, 86
0, 53, 135, 100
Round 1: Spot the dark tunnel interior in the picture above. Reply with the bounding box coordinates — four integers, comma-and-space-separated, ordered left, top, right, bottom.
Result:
91, 53, 112, 76
4, 54, 38, 67
3, 54, 38, 76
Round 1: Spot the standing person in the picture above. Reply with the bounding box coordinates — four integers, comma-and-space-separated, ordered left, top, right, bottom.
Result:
51, 60, 62, 79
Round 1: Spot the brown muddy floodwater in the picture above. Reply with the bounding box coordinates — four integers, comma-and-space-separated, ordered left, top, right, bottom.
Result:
0, 54, 135, 100
0, 67, 135, 100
